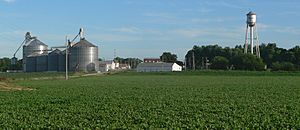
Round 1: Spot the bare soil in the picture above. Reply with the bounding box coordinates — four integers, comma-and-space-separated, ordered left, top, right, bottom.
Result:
0, 80, 34, 91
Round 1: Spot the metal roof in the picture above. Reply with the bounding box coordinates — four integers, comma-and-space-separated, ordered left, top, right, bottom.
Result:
25, 38, 47, 47
247, 11, 256, 15
49, 49, 62, 55
137, 62, 175, 67
72, 38, 97, 47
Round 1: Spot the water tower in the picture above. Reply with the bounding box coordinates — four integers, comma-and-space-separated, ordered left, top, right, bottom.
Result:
244, 11, 260, 58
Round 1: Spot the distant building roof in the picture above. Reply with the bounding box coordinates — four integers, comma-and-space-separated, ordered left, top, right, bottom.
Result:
144, 58, 161, 63
99, 60, 115, 64
49, 49, 62, 55
72, 38, 97, 47
137, 62, 174, 67
144, 58, 160, 60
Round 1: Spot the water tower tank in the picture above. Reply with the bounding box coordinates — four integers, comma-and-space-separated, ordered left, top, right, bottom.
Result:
247, 11, 256, 27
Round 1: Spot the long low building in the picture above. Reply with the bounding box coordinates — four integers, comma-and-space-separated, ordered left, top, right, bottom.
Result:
136, 62, 182, 72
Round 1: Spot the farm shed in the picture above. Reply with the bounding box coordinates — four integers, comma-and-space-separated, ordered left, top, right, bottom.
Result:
137, 63, 182, 72
99, 60, 116, 72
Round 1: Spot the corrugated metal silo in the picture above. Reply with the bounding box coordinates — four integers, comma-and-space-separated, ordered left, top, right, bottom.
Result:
48, 49, 61, 71
25, 56, 37, 72
69, 38, 98, 72
23, 32, 48, 72
36, 55, 48, 72
58, 51, 66, 72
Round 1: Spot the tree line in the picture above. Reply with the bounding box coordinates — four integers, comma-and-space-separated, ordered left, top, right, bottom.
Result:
185, 43, 300, 71
0, 58, 22, 72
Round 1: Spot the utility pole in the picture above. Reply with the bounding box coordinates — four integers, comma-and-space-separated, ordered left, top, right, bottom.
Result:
184, 57, 187, 71
205, 57, 208, 69
189, 56, 192, 70
202, 57, 204, 69
192, 51, 195, 71
114, 49, 116, 60
65, 36, 69, 80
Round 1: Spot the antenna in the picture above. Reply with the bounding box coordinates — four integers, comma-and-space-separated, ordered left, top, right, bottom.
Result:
114, 49, 117, 59
70, 28, 83, 43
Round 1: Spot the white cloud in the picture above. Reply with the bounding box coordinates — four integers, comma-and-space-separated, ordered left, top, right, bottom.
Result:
3, 0, 15, 3
203, 1, 244, 9
274, 27, 300, 35
89, 34, 141, 42
256, 23, 271, 31
182, 8, 214, 14
143, 12, 174, 19
112, 27, 141, 34
170, 29, 210, 38
169, 27, 244, 39
190, 17, 236, 23
255, 23, 300, 35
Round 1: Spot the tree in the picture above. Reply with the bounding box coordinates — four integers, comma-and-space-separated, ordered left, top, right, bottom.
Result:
232, 54, 265, 71
114, 57, 124, 63
280, 62, 296, 71
0, 58, 11, 72
289, 46, 300, 68
160, 52, 177, 63
272, 62, 295, 71
124, 58, 142, 69
211, 56, 229, 70
272, 62, 281, 71
113, 57, 142, 69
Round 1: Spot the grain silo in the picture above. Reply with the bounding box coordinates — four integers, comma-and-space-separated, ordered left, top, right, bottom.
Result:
47, 49, 61, 71
23, 32, 48, 72
25, 56, 37, 72
36, 54, 48, 72
69, 38, 98, 72
58, 50, 66, 72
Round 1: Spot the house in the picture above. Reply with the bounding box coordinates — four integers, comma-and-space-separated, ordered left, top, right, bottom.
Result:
99, 60, 116, 72
137, 62, 182, 72
119, 64, 131, 70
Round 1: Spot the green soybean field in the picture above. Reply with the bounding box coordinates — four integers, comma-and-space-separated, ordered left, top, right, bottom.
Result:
0, 71, 300, 129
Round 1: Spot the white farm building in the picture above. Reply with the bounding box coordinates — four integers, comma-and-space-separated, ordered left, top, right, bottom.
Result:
99, 60, 117, 72
137, 63, 182, 72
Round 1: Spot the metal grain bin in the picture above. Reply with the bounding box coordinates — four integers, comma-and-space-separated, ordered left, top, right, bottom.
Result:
25, 56, 36, 72
23, 33, 48, 72
58, 52, 66, 72
36, 55, 48, 72
69, 38, 98, 72
48, 49, 61, 72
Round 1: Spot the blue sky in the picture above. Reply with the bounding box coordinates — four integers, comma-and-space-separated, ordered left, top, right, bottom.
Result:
1, 0, 300, 60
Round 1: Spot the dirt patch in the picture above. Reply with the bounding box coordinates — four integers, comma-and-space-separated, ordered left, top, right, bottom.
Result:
0, 81, 35, 91
0, 77, 8, 82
